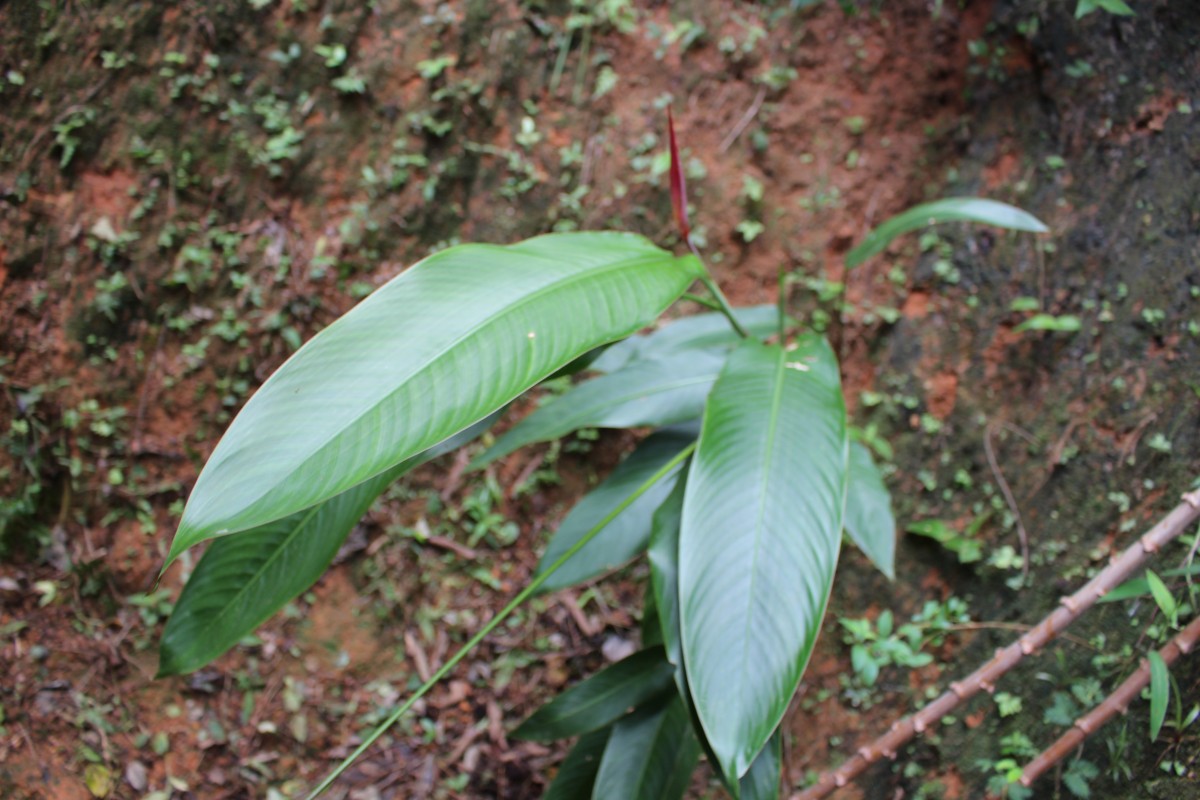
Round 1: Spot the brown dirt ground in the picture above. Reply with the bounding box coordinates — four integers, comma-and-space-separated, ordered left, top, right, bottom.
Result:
4, 0, 1196, 799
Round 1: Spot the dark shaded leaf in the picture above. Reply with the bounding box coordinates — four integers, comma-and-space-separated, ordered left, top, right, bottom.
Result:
592, 693, 701, 800
158, 415, 498, 676
535, 428, 696, 592
543, 727, 611, 800
513, 647, 675, 741
739, 731, 783, 800
648, 475, 688, 674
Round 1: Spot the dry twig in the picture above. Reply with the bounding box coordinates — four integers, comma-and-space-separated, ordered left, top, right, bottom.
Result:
719, 88, 767, 153
795, 488, 1200, 800
984, 420, 1031, 579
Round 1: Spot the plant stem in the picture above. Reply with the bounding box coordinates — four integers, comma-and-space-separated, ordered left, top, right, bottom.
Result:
796, 486, 1200, 800
305, 442, 698, 799
776, 265, 788, 342
689, 241, 749, 339
682, 292, 723, 312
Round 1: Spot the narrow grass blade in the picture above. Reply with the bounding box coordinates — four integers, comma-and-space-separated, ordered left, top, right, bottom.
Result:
845, 198, 1048, 269
1148, 650, 1169, 741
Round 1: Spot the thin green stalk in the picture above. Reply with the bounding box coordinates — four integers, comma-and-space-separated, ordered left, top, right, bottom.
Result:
682, 292, 723, 312
572, 24, 592, 106
776, 265, 789, 342
549, 30, 572, 94
688, 241, 749, 339
305, 441, 697, 799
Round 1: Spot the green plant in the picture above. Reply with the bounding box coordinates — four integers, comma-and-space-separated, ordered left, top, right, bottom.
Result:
157, 113, 1046, 797
1075, 0, 1134, 19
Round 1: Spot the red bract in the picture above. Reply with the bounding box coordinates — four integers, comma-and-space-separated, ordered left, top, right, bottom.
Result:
667, 107, 691, 244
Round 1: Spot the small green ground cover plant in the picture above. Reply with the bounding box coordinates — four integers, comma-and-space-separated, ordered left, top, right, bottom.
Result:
158, 113, 1047, 797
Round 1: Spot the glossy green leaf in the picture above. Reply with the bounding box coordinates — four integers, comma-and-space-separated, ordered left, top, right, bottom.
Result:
158, 415, 498, 677
592, 693, 701, 800
513, 646, 675, 741
535, 428, 695, 592
1145, 570, 1179, 626
845, 442, 896, 579
642, 581, 664, 649
1014, 313, 1082, 333
739, 731, 782, 800
472, 350, 724, 469
680, 335, 847, 780
593, 305, 784, 373
165, 233, 701, 566
1147, 650, 1169, 741
648, 476, 688, 674
1100, 564, 1200, 604
544, 727, 611, 800
1076, 0, 1134, 18
845, 198, 1048, 268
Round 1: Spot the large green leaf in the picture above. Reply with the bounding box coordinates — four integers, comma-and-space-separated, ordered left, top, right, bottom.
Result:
473, 350, 724, 468
845, 198, 1048, 268
512, 646, 675, 742
592, 693, 701, 800
592, 305, 783, 373
157, 415, 498, 677
845, 442, 896, 579
543, 727, 611, 800
165, 233, 700, 565
534, 428, 696, 592
679, 335, 847, 780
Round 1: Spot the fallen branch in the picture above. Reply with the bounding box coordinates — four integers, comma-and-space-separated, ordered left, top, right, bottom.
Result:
795, 487, 1200, 800
1020, 613, 1200, 788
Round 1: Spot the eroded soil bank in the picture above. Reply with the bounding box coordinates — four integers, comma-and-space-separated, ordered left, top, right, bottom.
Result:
1, 1, 1197, 798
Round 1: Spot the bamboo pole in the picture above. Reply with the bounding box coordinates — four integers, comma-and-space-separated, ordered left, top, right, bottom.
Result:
795, 488, 1200, 800
1020, 613, 1200, 788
